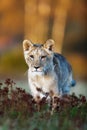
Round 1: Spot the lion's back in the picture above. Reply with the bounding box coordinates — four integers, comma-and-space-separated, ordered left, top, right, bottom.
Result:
53, 53, 76, 94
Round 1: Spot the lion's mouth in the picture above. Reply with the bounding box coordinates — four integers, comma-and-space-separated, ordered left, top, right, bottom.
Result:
32, 70, 42, 72
32, 67, 43, 72
32, 69, 42, 72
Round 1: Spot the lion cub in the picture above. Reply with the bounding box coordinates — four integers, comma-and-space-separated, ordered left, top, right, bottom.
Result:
23, 39, 76, 102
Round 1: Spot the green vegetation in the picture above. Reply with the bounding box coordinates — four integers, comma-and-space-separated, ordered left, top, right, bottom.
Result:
0, 46, 27, 77
0, 79, 87, 130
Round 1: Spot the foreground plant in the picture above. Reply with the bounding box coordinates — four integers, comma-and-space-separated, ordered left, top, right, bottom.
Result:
0, 79, 87, 130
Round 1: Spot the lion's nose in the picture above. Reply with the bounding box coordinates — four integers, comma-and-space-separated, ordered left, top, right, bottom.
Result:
34, 66, 40, 70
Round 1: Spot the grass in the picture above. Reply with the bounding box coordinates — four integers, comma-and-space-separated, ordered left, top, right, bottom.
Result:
0, 79, 87, 130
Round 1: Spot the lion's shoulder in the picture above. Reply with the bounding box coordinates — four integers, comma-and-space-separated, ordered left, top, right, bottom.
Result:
53, 53, 72, 77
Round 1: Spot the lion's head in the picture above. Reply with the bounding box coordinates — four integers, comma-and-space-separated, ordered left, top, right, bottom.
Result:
23, 39, 55, 75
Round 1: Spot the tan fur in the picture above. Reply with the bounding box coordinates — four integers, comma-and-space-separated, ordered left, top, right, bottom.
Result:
23, 39, 59, 101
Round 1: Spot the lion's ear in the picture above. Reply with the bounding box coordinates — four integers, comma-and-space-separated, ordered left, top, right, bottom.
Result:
44, 39, 55, 51
23, 40, 33, 51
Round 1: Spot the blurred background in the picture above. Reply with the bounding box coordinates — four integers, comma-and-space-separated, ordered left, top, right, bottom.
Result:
0, 0, 87, 95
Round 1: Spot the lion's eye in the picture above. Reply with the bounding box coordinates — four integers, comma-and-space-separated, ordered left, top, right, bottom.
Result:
41, 56, 46, 60
30, 55, 34, 60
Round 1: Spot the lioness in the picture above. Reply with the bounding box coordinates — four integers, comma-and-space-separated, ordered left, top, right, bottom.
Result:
23, 39, 76, 101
